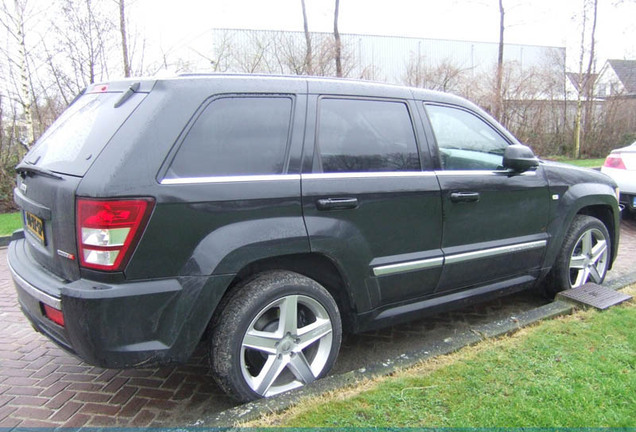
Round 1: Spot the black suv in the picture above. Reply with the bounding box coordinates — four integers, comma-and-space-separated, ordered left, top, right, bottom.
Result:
9, 75, 620, 402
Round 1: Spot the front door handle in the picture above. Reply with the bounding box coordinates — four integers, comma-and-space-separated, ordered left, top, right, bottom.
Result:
450, 192, 480, 203
316, 197, 359, 211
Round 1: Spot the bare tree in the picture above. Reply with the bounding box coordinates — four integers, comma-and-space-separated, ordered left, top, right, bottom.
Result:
583, 0, 598, 142
493, 0, 505, 122
333, 0, 342, 77
300, 0, 312, 74
573, 0, 598, 158
116, 0, 130, 77
54, 0, 115, 92
404, 53, 473, 94
0, 0, 36, 147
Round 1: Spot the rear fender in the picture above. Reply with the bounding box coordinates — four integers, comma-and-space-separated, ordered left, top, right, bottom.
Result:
181, 217, 310, 276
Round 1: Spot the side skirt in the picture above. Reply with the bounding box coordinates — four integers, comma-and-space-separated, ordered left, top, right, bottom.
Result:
353, 275, 537, 332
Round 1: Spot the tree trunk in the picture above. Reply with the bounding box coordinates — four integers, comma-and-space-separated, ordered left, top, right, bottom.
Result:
582, 0, 598, 150
573, 0, 590, 159
13, 0, 34, 146
494, 0, 505, 122
334, 0, 342, 77
300, 0, 312, 75
119, 0, 130, 77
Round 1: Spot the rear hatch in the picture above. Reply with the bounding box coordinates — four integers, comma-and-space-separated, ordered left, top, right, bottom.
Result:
14, 81, 151, 283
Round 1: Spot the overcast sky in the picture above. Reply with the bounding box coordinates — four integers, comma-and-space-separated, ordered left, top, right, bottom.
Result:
132, 0, 636, 70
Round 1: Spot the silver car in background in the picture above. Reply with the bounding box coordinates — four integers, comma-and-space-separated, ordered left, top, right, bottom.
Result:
601, 141, 636, 216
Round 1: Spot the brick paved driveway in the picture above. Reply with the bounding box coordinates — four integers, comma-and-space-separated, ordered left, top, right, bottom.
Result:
1, 217, 635, 427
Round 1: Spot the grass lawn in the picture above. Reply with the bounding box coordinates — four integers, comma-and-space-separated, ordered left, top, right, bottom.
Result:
545, 157, 606, 168
250, 286, 635, 428
0, 212, 22, 236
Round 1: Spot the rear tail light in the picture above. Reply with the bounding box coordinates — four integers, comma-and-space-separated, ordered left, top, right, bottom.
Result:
603, 154, 626, 169
77, 198, 155, 271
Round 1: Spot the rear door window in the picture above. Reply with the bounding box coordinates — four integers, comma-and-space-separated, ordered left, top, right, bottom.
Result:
165, 96, 293, 179
316, 98, 420, 173
24, 91, 147, 177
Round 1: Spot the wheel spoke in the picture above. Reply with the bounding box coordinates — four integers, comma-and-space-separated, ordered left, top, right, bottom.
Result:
278, 295, 298, 335
570, 254, 587, 270
242, 330, 279, 355
590, 240, 607, 264
288, 352, 316, 384
254, 354, 288, 395
580, 231, 593, 255
297, 318, 332, 350
589, 265, 602, 283
573, 267, 589, 288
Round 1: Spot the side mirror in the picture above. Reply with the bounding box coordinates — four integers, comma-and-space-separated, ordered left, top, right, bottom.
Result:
503, 144, 539, 173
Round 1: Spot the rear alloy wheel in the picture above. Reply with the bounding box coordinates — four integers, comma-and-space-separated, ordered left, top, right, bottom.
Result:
210, 271, 342, 402
545, 215, 611, 296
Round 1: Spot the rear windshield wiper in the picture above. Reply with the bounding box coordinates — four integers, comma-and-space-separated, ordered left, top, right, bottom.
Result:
114, 82, 140, 108
16, 163, 64, 180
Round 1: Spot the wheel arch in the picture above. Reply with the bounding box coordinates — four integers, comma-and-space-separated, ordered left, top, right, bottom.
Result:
577, 204, 617, 267
544, 194, 619, 277
209, 253, 357, 336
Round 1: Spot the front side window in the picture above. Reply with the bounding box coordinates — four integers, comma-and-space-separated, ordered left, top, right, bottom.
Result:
167, 97, 293, 178
425, 104, 509, 171
317, 98, 420, 173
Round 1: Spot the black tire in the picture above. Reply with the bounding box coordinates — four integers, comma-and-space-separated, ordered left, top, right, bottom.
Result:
543, 215, 611, 297
210, 270, 342, 402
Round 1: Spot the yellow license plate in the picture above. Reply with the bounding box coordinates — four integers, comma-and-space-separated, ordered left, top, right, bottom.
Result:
25, 211, 45, 244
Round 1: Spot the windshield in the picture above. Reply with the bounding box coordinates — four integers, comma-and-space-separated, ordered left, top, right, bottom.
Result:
24, 91, 146, 176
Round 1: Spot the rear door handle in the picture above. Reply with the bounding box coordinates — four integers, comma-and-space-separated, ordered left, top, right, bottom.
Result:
316, 197, 359, 211
450, 192, 480, 203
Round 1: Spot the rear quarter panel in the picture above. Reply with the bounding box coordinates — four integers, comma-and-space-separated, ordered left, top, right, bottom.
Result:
78, 77, 310, 280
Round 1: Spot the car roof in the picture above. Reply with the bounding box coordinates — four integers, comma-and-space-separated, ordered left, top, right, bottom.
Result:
96, 73, 474, 107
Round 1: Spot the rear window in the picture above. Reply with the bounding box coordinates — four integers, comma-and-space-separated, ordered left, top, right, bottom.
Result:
23, 91, 146, 177
165, 96, 293, 179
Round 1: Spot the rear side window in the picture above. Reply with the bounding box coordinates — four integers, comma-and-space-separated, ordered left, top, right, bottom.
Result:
24, 92, 146, 177
166, 97, 293, 179
317, 98, 420, 173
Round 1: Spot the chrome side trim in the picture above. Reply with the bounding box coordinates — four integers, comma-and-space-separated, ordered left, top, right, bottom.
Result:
435, 170, 537, 177
445, 240, 547, 265
302, 171, 436, 180
8, 263, 62, 309
161, 174, 301, 185
372, 240, 547, 277
164, 172, 439, 184
373, 257, 444, 277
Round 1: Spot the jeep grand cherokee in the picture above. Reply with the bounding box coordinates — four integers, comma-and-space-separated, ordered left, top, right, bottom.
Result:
9, 75, 620, 401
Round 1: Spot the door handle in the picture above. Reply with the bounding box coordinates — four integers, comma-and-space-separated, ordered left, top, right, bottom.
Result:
316, 197, 359, 211
450, 192, 480, 203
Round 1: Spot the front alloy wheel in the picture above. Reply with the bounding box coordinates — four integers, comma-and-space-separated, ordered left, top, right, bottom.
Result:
568, 227, 609, 288
545, 215, 611, 296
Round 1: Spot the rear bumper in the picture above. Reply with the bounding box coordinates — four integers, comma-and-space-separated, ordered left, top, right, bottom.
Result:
8, 238, 235, 368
